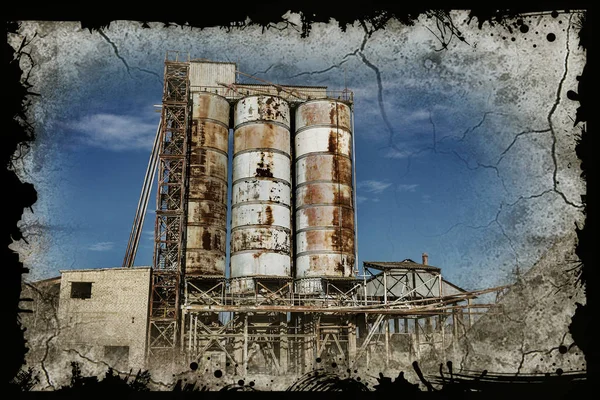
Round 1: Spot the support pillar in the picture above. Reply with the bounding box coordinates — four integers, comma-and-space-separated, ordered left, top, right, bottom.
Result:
414, 318, 420, 359
243, 314, 248, 373
384, 317, 390, 368
279, 313, 288, 375
348, 317, 357, 366
467, 298, 473, 328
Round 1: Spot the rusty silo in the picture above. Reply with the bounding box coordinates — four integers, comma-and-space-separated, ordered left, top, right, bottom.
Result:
230, 95, 292, 292
294, 100, 356, 293
185, 92, 230, 276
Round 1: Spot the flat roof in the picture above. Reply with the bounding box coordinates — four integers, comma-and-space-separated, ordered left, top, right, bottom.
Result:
60, 266, 151, 273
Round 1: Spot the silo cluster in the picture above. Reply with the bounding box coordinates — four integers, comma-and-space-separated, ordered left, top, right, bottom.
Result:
186, 91, 356, 293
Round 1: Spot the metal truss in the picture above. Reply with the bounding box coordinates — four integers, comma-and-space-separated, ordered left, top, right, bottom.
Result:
147, 53, 190, 368
175, 275, 507, 376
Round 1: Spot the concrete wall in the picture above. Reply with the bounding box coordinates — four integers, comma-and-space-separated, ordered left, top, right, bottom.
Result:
57, 267, 151, 372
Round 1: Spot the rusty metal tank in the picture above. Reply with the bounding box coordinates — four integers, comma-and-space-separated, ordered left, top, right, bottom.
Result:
294, 100, 356, 284
231, 95, 292, 287
185, 92, 230, 276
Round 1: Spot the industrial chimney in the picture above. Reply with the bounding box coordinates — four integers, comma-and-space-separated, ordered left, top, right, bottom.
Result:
422, 252, 429, 266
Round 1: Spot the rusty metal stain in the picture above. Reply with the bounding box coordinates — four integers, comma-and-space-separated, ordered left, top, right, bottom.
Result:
231, 228, 291, 253
191, 120, 228, 153
231, 95, 292, 278
295, 127, 352, 159
192, 92, 230, 124
297, 183, 353, 207
295, 100, 351, 131
189, 151, 227, 181
294, 99, 356, 278
298, 229, 355, 253
185, 251, 225, 276
232, 180, 291, 206
188, 178, 227, 202
296, 206, 353, 230
234, 123, 290, 154
187, 226, 226, 250
187, 201, 227, 226
234, 95, 290, 127
297, 155, 352, 185
296, 254, 355, 278
255, 151, 274, 178
186, 92, 230, 276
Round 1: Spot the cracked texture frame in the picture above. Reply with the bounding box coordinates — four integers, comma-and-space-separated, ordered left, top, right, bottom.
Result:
6, 5, 591, 393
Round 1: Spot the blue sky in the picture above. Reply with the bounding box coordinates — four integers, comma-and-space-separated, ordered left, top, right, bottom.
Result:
10, 10, 585, 291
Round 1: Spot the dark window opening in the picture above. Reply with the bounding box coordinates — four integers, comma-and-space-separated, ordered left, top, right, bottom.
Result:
70, 282, 92, 299
104, 346, 129, 370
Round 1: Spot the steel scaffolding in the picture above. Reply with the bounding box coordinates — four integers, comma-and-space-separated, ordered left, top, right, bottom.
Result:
147, 52, 191, 368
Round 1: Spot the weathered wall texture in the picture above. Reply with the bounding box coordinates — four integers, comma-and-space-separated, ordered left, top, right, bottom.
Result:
446, 232, 585, 374
42, 267, 152, 387
20, 278, 61, 389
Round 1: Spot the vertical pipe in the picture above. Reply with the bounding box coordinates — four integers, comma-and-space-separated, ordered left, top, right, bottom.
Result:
452, 309, 458, 341
243, 314, 248, 373
180, 309, 186, 356
441, 313, 446, 359
348, 317, 356, 366
280, 313, 288, 375
414, 318, 420, 359
187, 311, 192, 360
383, 270, 388, 305
351, 107, 358, 276
467, 298, 472, 328
194, 314, 198, 357
384, 317, 389, 368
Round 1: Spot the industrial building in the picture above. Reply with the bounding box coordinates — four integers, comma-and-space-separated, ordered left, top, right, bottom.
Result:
21, 52, 506, 387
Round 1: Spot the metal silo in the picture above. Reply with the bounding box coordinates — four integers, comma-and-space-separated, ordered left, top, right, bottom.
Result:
186, 92, 230, 276
294, 100, 355, 293
231, 95, 292, 292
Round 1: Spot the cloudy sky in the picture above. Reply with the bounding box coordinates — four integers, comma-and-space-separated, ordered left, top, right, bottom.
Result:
9, 9, 586, 291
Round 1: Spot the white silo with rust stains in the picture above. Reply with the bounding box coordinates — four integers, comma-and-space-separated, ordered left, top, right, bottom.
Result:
294, 99, 356, 294
230, 95, 292, 293
185, 92, 230, 276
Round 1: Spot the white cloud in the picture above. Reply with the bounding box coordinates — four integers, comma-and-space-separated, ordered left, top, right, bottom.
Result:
143, 230, 155, 241
357, 180, 392, 194
356, 196, 368, 204
382, 148, 412, 159
88, 241, 114, 251
397, 184, 418, 192
66, 113, 159, 151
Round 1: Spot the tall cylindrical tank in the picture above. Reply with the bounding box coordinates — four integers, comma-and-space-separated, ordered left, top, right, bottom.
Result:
185, 92, 230, 276
231, 95, 292, 288
294, 100, 355, 283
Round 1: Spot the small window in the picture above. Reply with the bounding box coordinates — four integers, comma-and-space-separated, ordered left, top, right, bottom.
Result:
70, 282, 92, 299
104, 346, 129, 370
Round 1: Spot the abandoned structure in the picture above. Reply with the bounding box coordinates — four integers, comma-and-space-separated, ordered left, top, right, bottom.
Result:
21, 53, 507, 386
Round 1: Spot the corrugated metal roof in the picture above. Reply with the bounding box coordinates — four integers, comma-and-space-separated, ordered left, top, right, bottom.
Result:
363, 261, 441, 272
237, 83, 328, 89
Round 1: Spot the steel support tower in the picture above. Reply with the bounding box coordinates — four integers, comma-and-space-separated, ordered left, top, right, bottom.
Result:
147, 53, 190, 367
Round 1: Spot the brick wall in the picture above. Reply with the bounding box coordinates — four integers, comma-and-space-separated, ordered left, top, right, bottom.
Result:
57, 267, 151, 371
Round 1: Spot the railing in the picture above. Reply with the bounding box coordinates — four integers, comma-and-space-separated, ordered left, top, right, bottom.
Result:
189, 85, 354, 103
